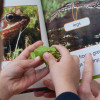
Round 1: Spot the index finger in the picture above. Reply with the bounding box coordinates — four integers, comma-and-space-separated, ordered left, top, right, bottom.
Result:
82, 53, 93, 85
15, 41, 43, 60
53, 45, 70, 59
78, 53, 93, 97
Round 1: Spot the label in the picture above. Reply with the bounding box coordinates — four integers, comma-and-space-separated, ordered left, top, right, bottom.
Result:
64, 17, 90, 32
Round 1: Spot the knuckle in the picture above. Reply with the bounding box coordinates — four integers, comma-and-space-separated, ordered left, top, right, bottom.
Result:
79, 86, 90, 95
55, 45, 66, 50
60, 45, 66, 48
33, 44, 38, 49
72, 55, 79, 61
73, 55, 79, 59
45, 54, 54, 62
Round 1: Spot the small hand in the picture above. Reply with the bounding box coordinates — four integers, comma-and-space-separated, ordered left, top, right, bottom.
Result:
0, 41, 49, 100
78, 53, 100, 100
43, 45, 80, 97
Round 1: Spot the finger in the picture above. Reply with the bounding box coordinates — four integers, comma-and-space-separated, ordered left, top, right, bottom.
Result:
96, 93, 100, 99
34, 91, 46, 97
43, 78, 55, 90
53, 45, 70, 57
72, 55, 80, 77
53, 45, 70, 62
13, 56, 42, 69
78, 54, 93, 97
44, 91, 56, 98
79, 93, 94, 100
82, 53, 93, 84
35, 67, 49, 81
43, 52, 57, 66
72, 55, 79, 64
15, 41, 43, 60
91, 80, 100, 97
34, 90, 55, 98
34, 78, 55, 98
72, 55, 80, 69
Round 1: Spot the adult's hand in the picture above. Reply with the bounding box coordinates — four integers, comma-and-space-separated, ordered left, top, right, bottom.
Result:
0, 41, 49, 100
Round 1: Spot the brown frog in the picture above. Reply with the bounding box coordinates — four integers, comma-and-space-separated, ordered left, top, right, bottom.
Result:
0, 8, 30, 44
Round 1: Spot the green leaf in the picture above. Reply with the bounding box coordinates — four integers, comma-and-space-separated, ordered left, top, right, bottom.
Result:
30, 46, 61, 68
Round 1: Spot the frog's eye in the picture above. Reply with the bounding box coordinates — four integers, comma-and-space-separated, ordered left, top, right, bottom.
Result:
5, 13, 15, 22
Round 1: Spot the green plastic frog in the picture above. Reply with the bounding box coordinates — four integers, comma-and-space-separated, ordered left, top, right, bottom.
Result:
30, 46, 60, 68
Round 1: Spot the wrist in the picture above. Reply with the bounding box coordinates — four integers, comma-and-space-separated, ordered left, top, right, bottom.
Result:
0, 77, 11, 100
0, 87, 10, 100
54, 81, 78, 97
0, 91, 10, 100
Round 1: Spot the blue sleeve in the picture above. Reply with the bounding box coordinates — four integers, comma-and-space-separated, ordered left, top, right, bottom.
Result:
56, 92, 81, 100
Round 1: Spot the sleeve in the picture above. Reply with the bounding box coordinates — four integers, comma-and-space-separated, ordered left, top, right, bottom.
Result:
56, 92, 81, 100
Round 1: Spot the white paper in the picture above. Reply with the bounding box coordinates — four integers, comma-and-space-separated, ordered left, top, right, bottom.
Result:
64, 17, 90, 32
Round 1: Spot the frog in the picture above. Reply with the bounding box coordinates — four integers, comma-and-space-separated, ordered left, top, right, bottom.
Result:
0, 8, 30, 44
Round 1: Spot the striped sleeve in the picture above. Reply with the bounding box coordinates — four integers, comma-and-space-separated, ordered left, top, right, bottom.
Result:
56, 92, 80, 100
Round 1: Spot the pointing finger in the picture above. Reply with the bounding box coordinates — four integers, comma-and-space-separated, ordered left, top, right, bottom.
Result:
15, 41, 43, 60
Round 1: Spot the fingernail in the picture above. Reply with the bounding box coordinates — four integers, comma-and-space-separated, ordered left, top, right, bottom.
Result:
34, 56, 40, 61
43, 52, 50, 59
85, 53, 91, 60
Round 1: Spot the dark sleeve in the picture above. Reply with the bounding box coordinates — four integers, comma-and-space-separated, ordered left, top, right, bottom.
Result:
56, 92, 81, 100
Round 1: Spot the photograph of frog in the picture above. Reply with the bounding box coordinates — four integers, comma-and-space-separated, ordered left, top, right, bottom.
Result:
0, 5, 41, 60
42, 0, 100, 51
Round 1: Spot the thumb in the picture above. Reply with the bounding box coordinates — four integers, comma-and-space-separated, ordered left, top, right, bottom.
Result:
43, 52, 57, 66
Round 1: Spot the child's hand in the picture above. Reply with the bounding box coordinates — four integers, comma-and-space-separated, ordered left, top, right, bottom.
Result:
34, 78, 56, 98
78, 54, 100, 100
0, 41, 49, 100
43, 45, 80, 97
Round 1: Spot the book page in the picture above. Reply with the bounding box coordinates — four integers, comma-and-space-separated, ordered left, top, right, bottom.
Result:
1, 0, 48, 63
41, 0, 100, 79
1, 0, 49, 92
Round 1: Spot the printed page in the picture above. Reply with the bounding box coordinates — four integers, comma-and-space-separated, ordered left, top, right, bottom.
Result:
41, 0, 100, 78
1, 0, 49, 92
1, 0, 49, 65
